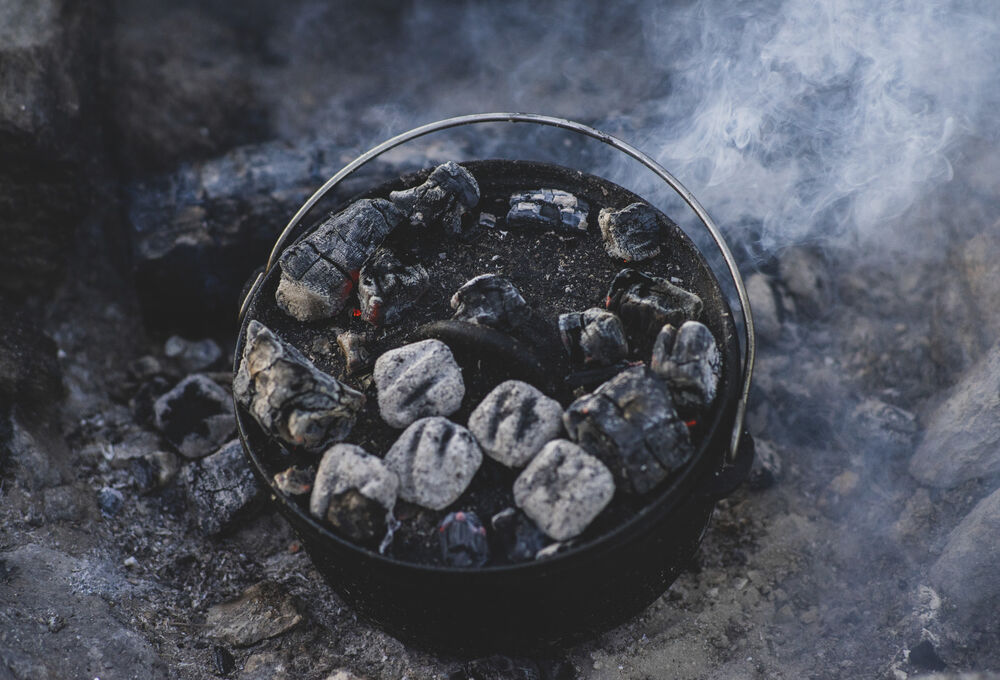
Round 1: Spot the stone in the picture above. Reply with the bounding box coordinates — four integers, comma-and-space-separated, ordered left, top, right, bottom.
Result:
336, 330, 374, 377
234, 321, 365, 453
851, 398, 918, 455
275, 198, 405, 321
309, 444, 399, 544
909, 343, 1000, 488
374, 339, 465, 429
98, 487, 124, 518
507, 189, 589, 233
183, 439, 261, 536
206, 582, 302, 648
153, 374, 236, 459
563, 366, 693, 494
467, 380, 563, 468
929, 484, 1000, 633
558, 308, 628, 366
745, 272, 784, 344
384, 417, 483, 510
273, 465, 315, 496
598, 202, 661, 262
513, 439, 615, 541
748, 438, 782, 490
650, 321, 721, 410
163, 336, 223, 374
491, 507, 550, 563
130, 451, 180, 493
450, 274, 529, 330
606, 269, 703, 349
776, 246, 832, 319
389, 161, 480, 235
357, 248, 429, 326
437, 510, 490, 568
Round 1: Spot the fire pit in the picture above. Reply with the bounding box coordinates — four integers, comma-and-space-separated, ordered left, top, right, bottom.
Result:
234, 114, 756, 653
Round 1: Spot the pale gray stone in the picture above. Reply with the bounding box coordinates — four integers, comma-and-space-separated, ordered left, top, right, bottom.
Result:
206, 582, 302, 648
384, 417, 482, 510
651, 321, 721, 409
598, 202, 661, 262
374, 339, 465, 429
468, 380, 563, 468
513, 439, 615, 541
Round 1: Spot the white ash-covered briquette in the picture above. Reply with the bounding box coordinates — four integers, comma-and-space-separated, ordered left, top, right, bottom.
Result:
598, 202, 661, 262
563, 365, 693, 494
389, 161, 480, 235
513, 439, 615, 542
275, 198, 405, 321
450, 274, 529, 330
234, 321, 365, 453
374, 339, 465, 429
309, 443, 399, 544
558, 307, 629, 366
651, 321, 721, 410
335, 329, 373, 377
356, 247, 429, 326
606, 268, 703, 348
384, 417, 483, 511
467, 380, 564, 468
506, 188, 590, 233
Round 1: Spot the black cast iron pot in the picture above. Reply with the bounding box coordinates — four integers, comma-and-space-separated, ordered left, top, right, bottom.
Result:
234, 114, 757, 655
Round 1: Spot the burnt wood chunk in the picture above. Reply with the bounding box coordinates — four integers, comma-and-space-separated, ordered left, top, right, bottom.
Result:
563, 366, 692, 494
234, 321, 365, 452
336, 330, 373, 377
467, 380, 564, 468
558, 308, 629, 366
450, 274, 529, 330
651, 321, 721, 409
384, 417, 483, 510
389, 161, 480, 235
309, 443, 399, 544
275, 198, 405, 321
273, 465, 315, 496
357, 248, 429, 326
606, 268, 703, 349
506, 188, 589, 233
437, 510, 490, 567
374, 339, 465, 429
598, 202, 661, 262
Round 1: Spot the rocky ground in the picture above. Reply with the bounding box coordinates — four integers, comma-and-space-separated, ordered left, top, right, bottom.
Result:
2, 1, 1000, 679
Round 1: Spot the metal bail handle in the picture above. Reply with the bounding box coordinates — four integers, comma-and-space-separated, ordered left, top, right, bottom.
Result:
239, 113, 756, 461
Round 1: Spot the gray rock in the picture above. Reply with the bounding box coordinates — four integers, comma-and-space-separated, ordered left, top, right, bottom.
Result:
929, 485, 1000, 633
513, 439, 615, 541
129, 450, 180, 493
275, 198, 405, 321
450, 274, 529, 330
357, 248, 429, 326
153, 374, 236, 459
389, 161, 480, 235
563, 366, 693, 494
97, 487, 124, 518
745, 272, 784, 344
507, 188, 589, 233
558, 308, 628, 366
336, 330, 374, 377
468, 380, 563, 468
852, 397, 918, 455
206, 582, 303, 648
910, 343, 1000, 488
234, 321, 365, 453
776, 246, 832, 319
309, 444, 399, 544
163, 336, 222, 373
384, 417, 483, 510
598, 202, 661, 262
606, 269, 703, 349
651, 321, 721, 409
183, 439, 261, 536
374, 339, 465, 429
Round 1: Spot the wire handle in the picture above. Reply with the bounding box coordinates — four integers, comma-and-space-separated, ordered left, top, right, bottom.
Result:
238, 113, 755, 461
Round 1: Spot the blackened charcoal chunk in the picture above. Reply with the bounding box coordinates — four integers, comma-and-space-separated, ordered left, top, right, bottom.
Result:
389, 161, 480, 235
357, 248, 429, 326
598, 202, 661, 262
478, 212, 497, 230
309, 444, 399, 544
336, 330, 374, 377
276, 199, 405, 321
491, 507, 551, 563
558, 308, 628, 366
450, 274, 529, 330
651, 321, 721, 409
154, 374, 236, 459
234, 321, 365, 452
606, 269, 703, 348
468, 380, 563, 468
374, 339, 465, 429
563, 366, 692, 494
183, 439, 261, 536
438, 510, 490, 567
130, 450, 180, 492
507, 189, 589, 233
384, 417, 483, 510
273, 465, 315, 495
513, 439, 615, 541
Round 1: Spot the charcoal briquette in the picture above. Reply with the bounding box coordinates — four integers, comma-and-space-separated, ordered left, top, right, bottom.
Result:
389, 161, 480, 235
606, 268, 703, 348
357, 248, 429, 326
506, 188, 589, 233
558, 308, 628, 366
598, 202, 661, 262
438, 510, 490, 568
374, 339, 465, 429
650, 320, 721, 409
384, 417, 483, 510
450, 274, 529, 330
309, 443, 399, 544
467, 380, 563, 468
